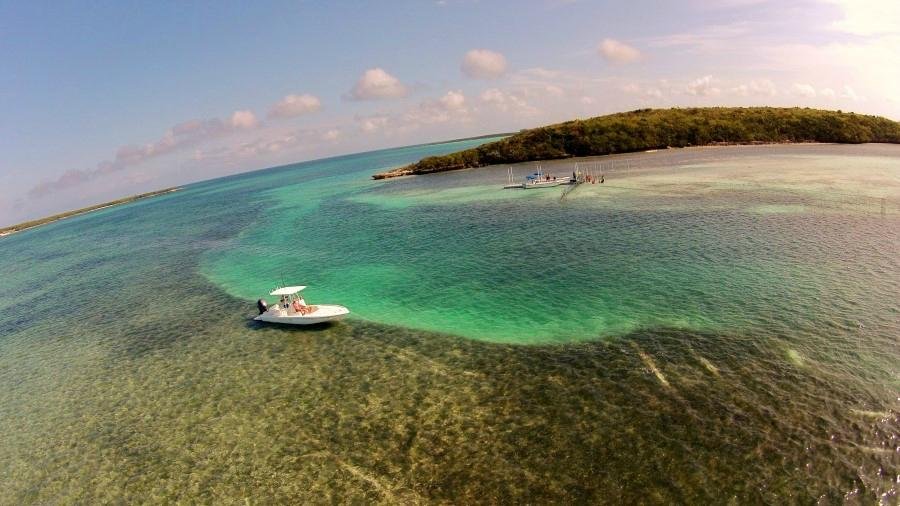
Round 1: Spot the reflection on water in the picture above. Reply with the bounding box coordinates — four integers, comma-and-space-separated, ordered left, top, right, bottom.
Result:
0, 143, 898, 503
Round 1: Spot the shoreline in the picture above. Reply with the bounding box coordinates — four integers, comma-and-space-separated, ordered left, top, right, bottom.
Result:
372, 140, 829, 180
0, 187, 181, 238
371, 107, 900, 180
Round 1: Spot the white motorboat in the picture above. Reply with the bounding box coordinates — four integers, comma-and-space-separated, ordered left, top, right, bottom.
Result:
254, 285, 349, 325
523, 177, 573, 188
503, 165, 573, 189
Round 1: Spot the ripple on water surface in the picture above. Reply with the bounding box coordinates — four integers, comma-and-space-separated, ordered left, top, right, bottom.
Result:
0, 143, 898, 502
203, 145, 900, 345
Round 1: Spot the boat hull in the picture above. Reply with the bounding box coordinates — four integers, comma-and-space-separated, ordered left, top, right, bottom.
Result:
511, 177, 575, 189
254, 304, 350, 325
525, 181, 564, 188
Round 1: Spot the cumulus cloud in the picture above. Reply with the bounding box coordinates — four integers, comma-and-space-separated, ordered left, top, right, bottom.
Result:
268, 93, 322, 118
357, 114, 391, 133
598, 38, 641, 64
29, 111, 259, 198
789, 83, 864, 101
731, 79, 777, 97
792, 83, 818, 98
230, 110, 259, 129
841, 85, 860, 101
685, 75, 721, 96
234, 133, 302, 157
403, 90, 471, 125
479, 88, 538, 115
439, 90, 466, 110
190, 127, 341, 164
501, 67, 588, 103
623, 83, 664, 99
355, 90, 472, 135
347, 68, 408, 100
461, 49, 508, 79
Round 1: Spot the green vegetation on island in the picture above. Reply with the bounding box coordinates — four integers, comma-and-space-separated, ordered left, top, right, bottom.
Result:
373, 107, 900, 179
0, 187, 180, 237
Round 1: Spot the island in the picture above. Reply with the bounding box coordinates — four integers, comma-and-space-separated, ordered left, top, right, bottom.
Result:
372, 107, 900, 179
0, 187, 180, 238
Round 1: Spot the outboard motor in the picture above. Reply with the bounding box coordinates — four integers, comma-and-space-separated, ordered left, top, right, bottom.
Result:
256, 299, 269, 315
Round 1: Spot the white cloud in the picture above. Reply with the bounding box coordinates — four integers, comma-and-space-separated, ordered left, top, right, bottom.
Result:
461, 49, 508, 79
685, 75, 721, 96
439, 90, 466, 110
268, 93, 322, 118
29, 114, 258, 198
505, 67, 590, 101
820, 87, 836, 99
361, 90, 472, 134
238, 134, 297, 156
647, 22, 752, 51
623, 83, 664, 99
479, 88, 506, 105
543, 85, 565, 97
406, 90, 470, 124
347, 68, 408, 100
519, 67, 565, 80
841, 85, 861, 101
357, 114, 391, 133
731, 79, 777, 97
824, 0, 900, 36
230, 110, 259, 129
759, 39, 895, 108
190, 127, 340, 164
792, 83, 818, 98
598, 38, 641, 64
479, 88, 538, 115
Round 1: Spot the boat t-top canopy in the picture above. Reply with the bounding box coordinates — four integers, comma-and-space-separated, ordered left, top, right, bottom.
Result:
270, 286, 306, 296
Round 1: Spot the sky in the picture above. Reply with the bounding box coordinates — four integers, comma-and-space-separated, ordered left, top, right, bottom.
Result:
1, 0, 899, 225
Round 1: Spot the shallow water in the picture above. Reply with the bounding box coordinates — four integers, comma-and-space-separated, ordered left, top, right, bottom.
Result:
0, 142, 898, 503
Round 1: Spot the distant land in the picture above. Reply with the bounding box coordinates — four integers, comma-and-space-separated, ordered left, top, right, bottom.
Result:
419, 132, 515, 146
373, 107, 900, 179
0, 188, 180, 237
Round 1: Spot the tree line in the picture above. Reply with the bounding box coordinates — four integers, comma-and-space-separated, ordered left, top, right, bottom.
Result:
374, 107, 900, 179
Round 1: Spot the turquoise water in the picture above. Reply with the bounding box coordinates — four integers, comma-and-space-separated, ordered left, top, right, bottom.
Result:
0, 142, 898, 502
